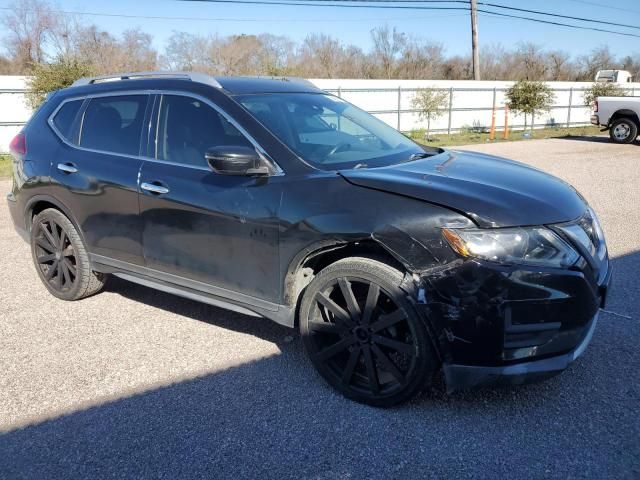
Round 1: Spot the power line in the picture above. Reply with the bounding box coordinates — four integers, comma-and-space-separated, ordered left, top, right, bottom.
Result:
175, 0, 469, 10
478, 9, 640, 38
2, 0, 637, 39
478, 2, 640, 30
175, 0, 640, 37
564, 0, 640, 15
178, 0, 640, 31
278, 0, 640, 30
0, 5, 466, 22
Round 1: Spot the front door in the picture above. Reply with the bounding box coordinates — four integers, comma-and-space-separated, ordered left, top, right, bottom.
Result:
138, 93, 282, 303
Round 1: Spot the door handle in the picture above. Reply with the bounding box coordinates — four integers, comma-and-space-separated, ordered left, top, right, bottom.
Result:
57, 163, 78, 174
141, 182, 170, 195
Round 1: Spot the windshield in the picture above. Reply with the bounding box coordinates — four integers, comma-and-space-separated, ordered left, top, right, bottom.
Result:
236, 93, 435, 170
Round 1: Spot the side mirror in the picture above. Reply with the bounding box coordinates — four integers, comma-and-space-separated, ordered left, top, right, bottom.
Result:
205, 146, 270, 176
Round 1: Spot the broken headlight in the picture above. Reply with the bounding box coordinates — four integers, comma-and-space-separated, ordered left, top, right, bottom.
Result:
442, 226, 579, 268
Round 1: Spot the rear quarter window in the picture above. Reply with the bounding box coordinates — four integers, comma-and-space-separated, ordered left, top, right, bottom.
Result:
52, 99, 84, 142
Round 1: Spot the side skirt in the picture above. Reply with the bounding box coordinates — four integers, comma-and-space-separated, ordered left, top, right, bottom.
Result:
90, 254, 296, 328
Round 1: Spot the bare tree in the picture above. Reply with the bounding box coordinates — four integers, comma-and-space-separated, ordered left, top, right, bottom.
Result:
547, 50, 574, 81
340, 46, 373, 78
213, 34, 265, 75
2, 0, 58, 71
442, 55, 472, 80
162, 32, 211, 72
66, 26, 157, 74
370, 25, 406, 79
0, 54, 20, 74
479, 43, 508, 80
578, 45, 619, 80
513, 43, 548, 80
0, 2, 630, 82
121, 29, 157, 71
258, 34, 297, 76
298, 34, 342, 78
397, 38, 445, 79
621, 54, 640, 82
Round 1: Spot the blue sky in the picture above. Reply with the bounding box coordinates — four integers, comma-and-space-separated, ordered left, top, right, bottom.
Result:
2, 0, 639, 57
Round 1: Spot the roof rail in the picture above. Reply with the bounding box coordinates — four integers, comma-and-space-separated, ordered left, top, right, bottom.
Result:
71, 71, 222, 89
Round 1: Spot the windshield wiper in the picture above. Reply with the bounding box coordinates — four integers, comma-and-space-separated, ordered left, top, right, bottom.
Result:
353, 163, 368, 169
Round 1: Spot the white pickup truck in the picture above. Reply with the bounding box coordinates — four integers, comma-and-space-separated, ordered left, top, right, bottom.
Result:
591, 96, 640, 144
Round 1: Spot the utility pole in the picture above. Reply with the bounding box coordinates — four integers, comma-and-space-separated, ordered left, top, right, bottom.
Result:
470, 0, 480, 80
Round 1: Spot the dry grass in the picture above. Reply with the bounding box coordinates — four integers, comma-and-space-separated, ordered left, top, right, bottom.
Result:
0, 155, 11, 178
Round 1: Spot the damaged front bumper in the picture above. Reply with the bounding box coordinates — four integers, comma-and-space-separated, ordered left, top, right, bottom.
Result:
443, 311, 598, 390
413, 254, 612, 391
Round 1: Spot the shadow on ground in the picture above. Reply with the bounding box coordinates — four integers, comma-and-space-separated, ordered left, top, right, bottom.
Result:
560, 134, 640, 145
1, 252, 638, 479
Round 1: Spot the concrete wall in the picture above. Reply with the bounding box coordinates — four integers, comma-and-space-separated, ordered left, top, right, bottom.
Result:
2, 75, 639, 151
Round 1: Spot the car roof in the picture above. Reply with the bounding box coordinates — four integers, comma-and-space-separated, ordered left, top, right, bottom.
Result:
215, 76, 324, 95
68, 71, 324, 96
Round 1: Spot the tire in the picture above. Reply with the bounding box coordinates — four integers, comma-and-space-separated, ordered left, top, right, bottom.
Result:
30, 208, 106, 301
609, 118, 638, 144
299, 257, 439, 407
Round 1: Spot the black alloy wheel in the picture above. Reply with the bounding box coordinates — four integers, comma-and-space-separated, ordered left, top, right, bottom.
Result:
300, 257, 438, 407
30, 208, 106, 300
33, 217, 77, 292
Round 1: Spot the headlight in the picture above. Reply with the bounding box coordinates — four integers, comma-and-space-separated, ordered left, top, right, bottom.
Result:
442, 226, 579, 268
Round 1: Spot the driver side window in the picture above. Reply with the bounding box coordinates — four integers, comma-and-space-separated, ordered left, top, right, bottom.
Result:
156, 94, 251, 167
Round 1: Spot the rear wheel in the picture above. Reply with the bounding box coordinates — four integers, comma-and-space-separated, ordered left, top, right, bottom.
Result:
299, 257, 439, 407
30, 208, 106, 301
609, 118, 638, 144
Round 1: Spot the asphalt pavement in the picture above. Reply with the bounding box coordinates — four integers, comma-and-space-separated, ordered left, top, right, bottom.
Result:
0, 136, 638, 479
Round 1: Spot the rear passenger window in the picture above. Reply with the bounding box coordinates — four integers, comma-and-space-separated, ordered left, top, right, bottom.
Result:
80, 95, 148, 156
52, 100, 83, 142
156, 95, 251, 167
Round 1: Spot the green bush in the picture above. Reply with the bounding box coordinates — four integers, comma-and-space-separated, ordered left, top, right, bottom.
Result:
582, 82, 628, 107
411, 87, 449, 138
26, 58, 94, 109
505, 80, 555, 130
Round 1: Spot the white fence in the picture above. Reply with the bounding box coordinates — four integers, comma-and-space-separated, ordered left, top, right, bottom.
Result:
0, 76, 30, 153
2, 76, 640, 151
311, 79, 640, 134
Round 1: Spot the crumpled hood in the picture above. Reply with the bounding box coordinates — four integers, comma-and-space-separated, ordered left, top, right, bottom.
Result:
339, 149, 587, 228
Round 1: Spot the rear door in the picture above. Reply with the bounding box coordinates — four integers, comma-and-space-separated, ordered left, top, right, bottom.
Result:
49, 93, 151, 265
138, 93, 283, 304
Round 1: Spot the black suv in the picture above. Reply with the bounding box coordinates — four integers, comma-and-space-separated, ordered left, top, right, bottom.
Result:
7, 72, 611, 406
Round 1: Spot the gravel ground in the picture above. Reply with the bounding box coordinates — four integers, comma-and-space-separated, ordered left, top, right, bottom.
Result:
0, 136, 638, 479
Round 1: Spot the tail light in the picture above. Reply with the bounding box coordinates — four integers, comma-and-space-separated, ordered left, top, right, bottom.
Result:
594, 100, 598, 113
9, 133, 26, 155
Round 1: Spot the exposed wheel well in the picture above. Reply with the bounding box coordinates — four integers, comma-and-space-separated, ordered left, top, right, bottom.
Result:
610, 110, 640, 127
27, 200, 61, 230
285, 239, 407, 309
30, 200, 59, 218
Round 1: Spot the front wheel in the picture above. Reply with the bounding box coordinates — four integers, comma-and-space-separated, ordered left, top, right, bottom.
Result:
609, 118, 638, 144
299, 257, 439, 407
